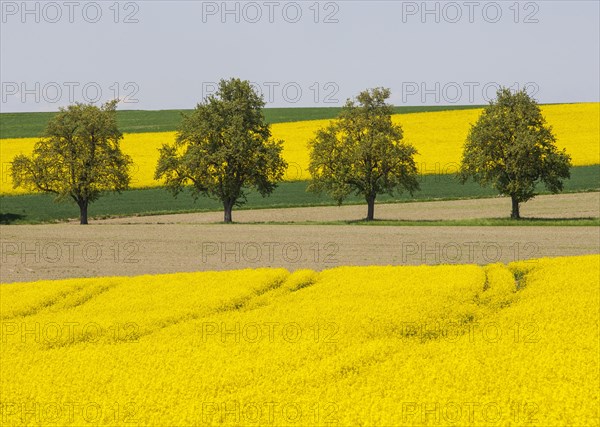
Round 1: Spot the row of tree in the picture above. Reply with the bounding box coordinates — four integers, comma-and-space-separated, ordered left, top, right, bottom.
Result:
11, 78, 572, 224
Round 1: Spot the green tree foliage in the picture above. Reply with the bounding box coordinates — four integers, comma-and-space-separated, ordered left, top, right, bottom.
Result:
154, 78, 287, 223
308, 88, 419, 220
11, 100, 132, 224
459, 88, 571, 219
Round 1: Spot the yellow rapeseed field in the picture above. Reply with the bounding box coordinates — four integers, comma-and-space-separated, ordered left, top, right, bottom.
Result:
1, 103, 598, 194
1, 255, 598, 426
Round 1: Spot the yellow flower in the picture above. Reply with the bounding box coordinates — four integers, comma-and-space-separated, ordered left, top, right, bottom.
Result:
1, 255, 598, 425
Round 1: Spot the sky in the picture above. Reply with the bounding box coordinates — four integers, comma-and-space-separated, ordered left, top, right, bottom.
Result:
1, 0, 599, 112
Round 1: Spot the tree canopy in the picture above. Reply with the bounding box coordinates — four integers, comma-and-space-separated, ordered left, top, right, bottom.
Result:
11, 100, 132, 224
459, 88, 571, 218
154, 78, 287, 223
308, 87, 419, 220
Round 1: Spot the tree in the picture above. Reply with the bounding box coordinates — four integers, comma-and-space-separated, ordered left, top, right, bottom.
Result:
154, 78, 287, 223
307, 87, 419, 221
11, 100, 132, 224
459, 88, 571, 219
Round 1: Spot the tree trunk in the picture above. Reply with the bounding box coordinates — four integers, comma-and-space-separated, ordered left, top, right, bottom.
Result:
366, 194, 376, 221
223, 201, 233, 223
78, 199, 89, 225
510, 195, 520, 219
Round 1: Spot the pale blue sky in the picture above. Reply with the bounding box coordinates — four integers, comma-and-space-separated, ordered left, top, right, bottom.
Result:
1, 0, 598, 111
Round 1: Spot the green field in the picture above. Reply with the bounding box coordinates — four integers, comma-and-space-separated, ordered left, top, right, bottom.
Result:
1, 165, 597, 224
0, 105, 486, 138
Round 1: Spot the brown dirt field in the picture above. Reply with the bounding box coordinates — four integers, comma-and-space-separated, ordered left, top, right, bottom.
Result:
93, 192, 600, 224
1, 223, 598, 283
2, 193, 598, 283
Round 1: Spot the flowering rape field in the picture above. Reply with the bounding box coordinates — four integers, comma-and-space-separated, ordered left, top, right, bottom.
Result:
1, 255, 598, 426
1, 103, 598, 195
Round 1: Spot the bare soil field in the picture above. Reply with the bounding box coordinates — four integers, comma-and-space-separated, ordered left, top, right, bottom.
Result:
1, 223, 598, 283
2, 192, 598, 283
94, 192, 600, 224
